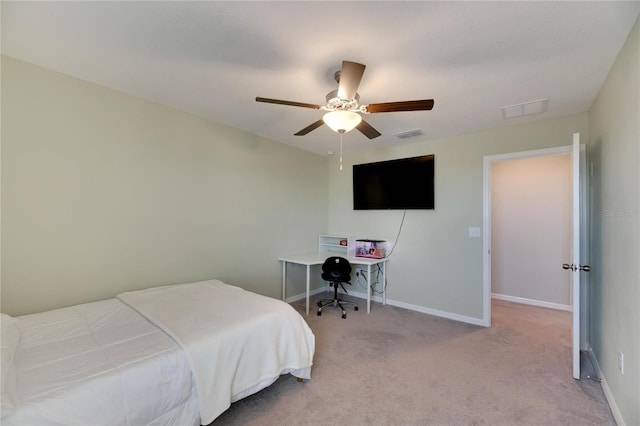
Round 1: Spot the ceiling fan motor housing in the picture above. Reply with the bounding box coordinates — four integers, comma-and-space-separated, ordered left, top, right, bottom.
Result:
325, 89, 360, 111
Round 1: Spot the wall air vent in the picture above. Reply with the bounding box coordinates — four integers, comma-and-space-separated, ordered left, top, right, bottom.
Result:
393, 129, 425, 140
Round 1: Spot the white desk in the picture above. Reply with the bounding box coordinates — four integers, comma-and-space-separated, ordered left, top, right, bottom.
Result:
279, 252, 387, 315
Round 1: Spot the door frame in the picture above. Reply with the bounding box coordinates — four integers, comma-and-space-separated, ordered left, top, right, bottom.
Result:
482, 145, 574, 327
572, 134, 590, 379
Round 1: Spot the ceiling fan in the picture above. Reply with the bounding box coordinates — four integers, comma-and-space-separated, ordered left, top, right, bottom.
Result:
256, 60, 434, 139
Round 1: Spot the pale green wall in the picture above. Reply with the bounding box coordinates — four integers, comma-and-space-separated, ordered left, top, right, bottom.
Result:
328, 113, 588, 321
1, 56, 328, 316
589, 16, 640, 426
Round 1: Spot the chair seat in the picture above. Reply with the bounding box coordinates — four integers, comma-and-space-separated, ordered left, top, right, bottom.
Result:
321, 272, 351, 283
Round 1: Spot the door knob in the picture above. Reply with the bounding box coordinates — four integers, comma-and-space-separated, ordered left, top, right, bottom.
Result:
562, 263, 591, 272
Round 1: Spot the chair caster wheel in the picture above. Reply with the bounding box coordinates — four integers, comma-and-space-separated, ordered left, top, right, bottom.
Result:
341, 313, 346, 319
354, 306, 359, 311
317, 311, 322, 316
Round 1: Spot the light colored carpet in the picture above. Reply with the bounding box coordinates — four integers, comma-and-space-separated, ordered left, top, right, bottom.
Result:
211, 296, 614, 426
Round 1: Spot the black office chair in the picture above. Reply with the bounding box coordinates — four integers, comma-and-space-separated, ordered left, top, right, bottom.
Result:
317, 256, 358, 319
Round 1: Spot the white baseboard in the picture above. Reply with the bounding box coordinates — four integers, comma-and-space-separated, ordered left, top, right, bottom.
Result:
492, 293, 572, 312
287, 286, 485, 327
381, 296, 486, 326
289, 290, 565, 326
585, 345, 626, 426
285, 287, 325, 303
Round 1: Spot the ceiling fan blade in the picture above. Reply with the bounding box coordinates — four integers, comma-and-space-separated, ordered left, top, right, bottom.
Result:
256, 97, 321, 110
294, 119, 325, 136
337, 61, 366, 100
356, 119, 382, 139
365, 99, 434, 113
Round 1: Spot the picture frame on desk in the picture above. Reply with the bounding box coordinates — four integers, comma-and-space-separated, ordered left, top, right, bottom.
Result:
355, 239, 387, 259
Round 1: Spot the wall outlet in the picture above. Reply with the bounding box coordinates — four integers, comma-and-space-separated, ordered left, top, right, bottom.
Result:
618, 352, 624, 374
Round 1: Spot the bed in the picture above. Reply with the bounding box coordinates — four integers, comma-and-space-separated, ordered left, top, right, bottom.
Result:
1, 279, 315, 425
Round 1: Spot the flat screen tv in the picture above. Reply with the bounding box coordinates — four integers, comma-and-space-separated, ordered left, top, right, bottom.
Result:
353, 154, 434, 210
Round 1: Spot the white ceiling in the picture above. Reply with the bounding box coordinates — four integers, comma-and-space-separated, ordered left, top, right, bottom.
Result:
2, 1, 639, 156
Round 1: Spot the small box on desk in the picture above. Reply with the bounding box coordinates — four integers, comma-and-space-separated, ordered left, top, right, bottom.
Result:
355, 239, 387, 259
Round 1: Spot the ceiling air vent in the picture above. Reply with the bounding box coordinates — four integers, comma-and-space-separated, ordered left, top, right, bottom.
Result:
501, 98, 548, 119
393, 129, 425, 140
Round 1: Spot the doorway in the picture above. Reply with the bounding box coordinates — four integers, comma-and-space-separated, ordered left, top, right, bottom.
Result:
482, 145, 574, 327
483, 141, 589, 379
490, 152, 572, 310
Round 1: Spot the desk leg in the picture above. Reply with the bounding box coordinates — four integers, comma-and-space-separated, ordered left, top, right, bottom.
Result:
281, 261, 286, 301
382, 261, 387, 305
366, 264, 372, 313
305, 265, 310, 315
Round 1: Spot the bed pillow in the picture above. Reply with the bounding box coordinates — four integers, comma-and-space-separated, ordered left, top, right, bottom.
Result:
1, 313, 19, 418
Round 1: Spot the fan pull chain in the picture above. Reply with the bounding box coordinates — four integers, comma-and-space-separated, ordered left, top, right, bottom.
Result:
339, 133, 343, 171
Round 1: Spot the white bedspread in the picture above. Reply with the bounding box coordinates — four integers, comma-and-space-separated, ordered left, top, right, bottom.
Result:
117, 280, 315, 425
3, 299, 199, 426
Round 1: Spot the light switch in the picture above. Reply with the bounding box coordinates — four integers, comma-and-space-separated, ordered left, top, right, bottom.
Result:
468, 227, 481, 238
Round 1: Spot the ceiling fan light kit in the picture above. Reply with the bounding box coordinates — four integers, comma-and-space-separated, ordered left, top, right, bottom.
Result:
322, 110, 362, 134
256, 60, 435, 139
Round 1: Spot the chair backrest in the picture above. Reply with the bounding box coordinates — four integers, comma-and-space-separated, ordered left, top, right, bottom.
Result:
321, 256, 352, 282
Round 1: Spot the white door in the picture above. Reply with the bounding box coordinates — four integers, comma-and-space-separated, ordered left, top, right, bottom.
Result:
566, 132, 590, 380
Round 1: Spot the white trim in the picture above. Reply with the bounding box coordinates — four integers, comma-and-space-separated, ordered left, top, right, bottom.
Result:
482, 156, 492, 327
288, 287, 485, 327
382, 297, 486, 327
571, 132, 581, 380
349, 289, 486, 326
485, 145, 572, 163
578, 143, 589, 350
586, 345, 626, 426
491, 293, 572, 312
483, 144, 573, 329
285, 287, 325, 303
